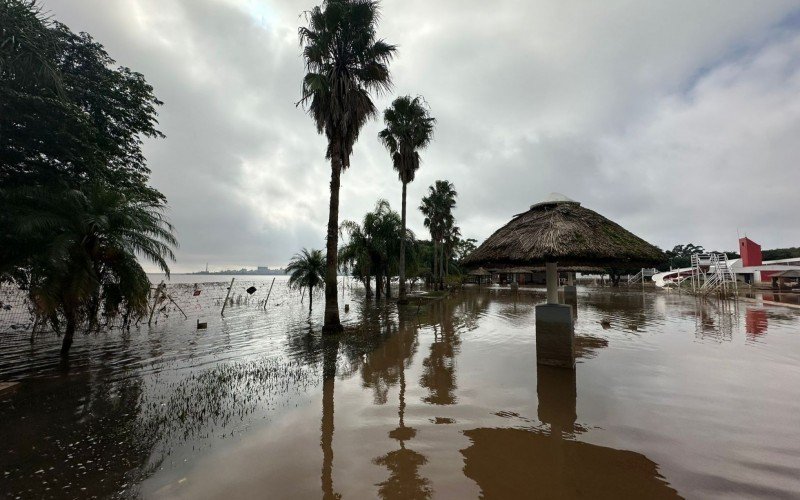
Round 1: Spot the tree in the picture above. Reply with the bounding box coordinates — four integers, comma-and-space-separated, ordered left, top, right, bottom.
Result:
298, 0, 396, 333
378, 95, 435, 304
340, 200, 412, 300
420, 181, 457, 290
286, 248, 326, 313
1, 3, 167, 280
7, 184, 176, 356
0, 3, 175, 357
453, 237, 478, 263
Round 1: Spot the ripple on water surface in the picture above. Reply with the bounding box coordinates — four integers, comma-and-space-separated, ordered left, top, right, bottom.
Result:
2, 281, 800, 498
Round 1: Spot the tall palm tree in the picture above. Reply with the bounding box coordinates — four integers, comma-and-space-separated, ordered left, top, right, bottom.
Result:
378, 95, 435, 304
420, 180, 457, 290
8, 183, 177, 356
298, 0, 396, 333
286, 248, 326, 313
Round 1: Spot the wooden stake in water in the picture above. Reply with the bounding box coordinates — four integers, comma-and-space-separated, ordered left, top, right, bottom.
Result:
221, 278, 235, 316
263, 277, 276, 310
148, 281, 165, 326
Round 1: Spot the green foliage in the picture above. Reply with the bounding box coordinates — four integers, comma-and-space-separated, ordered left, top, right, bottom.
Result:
0, 2, 174, 353
286, 248, 326, 291
298, 0, 396, 168
6, 184, 176, 334
378, 95, 435, 184
420, 180, 459, 287
286, 248, 326, 312
339, 200, 413, 297
763, 247, 800, 260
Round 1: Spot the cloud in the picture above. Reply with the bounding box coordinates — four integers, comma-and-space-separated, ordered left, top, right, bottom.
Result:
42, 0, 800, 270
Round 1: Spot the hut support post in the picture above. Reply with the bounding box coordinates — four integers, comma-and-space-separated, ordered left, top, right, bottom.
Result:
546, 262, 558, 304
537, 261, 575, 369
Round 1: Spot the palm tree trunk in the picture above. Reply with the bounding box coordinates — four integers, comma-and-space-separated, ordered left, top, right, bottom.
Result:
432, 240, 438, 289
60, 315, 76, 357
375, 271, 383, 300
309, 286, 313, 313
386, 272, 391, 298
398, 181, 408, 304
323, 158, 343, 334
439, 240, 445, 290
365, 275, 372, 298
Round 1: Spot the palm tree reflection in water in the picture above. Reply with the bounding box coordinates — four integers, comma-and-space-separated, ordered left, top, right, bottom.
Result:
372, 310, 432, 499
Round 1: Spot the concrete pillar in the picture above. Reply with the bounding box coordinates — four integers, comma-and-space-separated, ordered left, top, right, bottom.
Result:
535, 303, 575, 368
562, 272, 577, 305
546, 262, 558, 304
510, 272, 519, 289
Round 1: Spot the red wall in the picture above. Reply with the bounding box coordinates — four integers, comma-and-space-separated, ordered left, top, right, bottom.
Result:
739, 237, 762, 267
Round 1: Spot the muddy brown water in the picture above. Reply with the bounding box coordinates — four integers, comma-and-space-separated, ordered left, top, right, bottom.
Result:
2, 280, 800, 499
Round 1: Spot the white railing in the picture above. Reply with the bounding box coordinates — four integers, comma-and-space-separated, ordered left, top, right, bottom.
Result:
628, 268, 658, 284
692, 253, 738, 296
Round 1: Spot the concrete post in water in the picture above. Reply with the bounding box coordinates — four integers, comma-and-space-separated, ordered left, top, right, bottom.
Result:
563, 271, 577, 305
537, 261, 575, 368
221, 278, 235, 317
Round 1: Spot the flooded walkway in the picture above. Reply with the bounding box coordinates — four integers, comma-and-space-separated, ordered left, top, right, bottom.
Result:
2, 280, 800, 498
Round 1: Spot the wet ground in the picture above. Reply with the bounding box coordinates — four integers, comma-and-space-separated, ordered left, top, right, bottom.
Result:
2, 279, 800, 499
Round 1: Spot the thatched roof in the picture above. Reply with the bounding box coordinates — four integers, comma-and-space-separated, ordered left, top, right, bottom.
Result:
468, 267, 492, 276
463, 194, 665, 269
773, 269, 800, 278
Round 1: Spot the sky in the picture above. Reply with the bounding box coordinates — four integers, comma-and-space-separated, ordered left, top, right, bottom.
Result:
43, 0, 800, 272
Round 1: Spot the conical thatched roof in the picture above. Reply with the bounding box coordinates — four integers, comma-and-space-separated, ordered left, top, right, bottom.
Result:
463, 194, 664, 269
468, 267, 492, 276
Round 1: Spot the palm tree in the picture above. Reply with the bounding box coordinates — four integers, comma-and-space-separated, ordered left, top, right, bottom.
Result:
8, 184, 177, 356
378, 95, 435, 304
286, 248, 326, 313
298, 0, 396, 333
420, 181, 457, 290
0, 0, 62, 91
340, 200, 412, 300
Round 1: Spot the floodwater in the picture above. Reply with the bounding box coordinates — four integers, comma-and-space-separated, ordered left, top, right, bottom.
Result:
2, 278, 800, 499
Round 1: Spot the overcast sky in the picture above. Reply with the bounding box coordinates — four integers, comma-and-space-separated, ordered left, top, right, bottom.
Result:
44, 0, 800, 272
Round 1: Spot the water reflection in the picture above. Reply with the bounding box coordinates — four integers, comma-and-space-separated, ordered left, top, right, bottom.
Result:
420, 301, 460, 406
461, 365, 678, 498
3, 285, 800, 498
373, 345, 432, 499
321, 335, 339, 500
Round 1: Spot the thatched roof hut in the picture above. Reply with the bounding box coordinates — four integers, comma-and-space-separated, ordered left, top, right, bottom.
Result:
463, 194, 664, 270
467, 267, 492, 276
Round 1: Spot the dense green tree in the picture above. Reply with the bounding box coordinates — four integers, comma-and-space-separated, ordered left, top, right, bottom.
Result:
378, 95, 435, 304
286, 248, 326, 313
1, 2, 168, 281
7, 184, 176, 355
298, 0, 396, 333
1, 2, 175, 356
763, 247, 800, 260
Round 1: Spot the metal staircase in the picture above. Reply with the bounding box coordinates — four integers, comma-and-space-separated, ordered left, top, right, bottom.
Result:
691, 253, 738, 296
628, 268, 657, 285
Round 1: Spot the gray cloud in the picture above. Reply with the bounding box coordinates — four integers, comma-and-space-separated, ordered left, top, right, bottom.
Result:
43, 0, 800, 270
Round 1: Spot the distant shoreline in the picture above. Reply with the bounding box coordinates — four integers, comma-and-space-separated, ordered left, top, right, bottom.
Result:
182, 271, 287, 276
